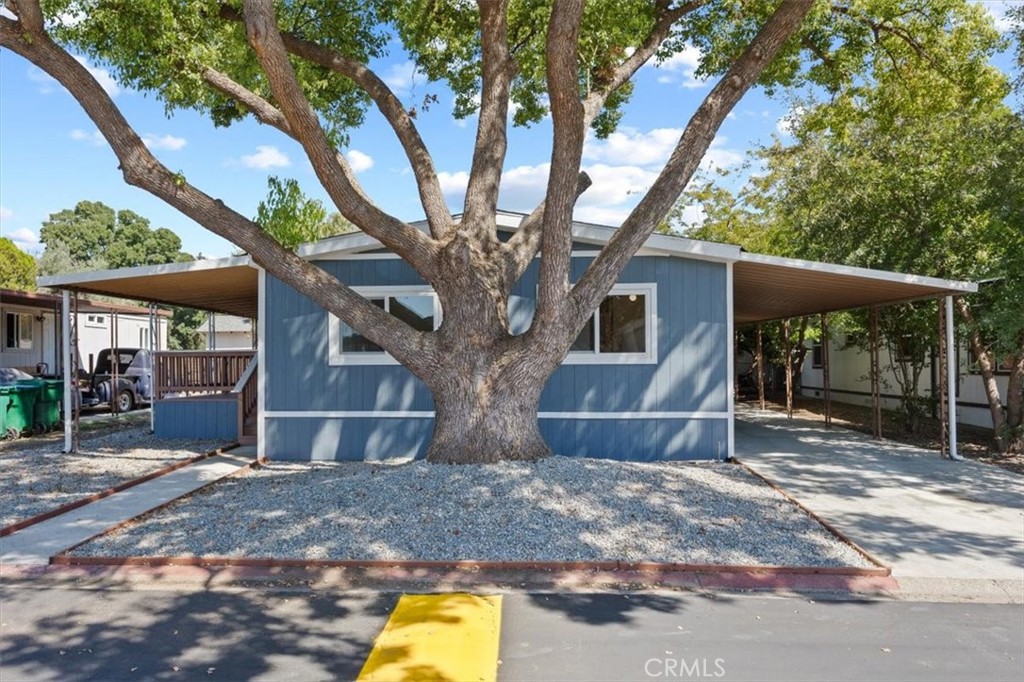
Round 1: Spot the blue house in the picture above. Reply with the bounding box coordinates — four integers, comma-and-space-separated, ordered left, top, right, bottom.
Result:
39, 211, 976, 461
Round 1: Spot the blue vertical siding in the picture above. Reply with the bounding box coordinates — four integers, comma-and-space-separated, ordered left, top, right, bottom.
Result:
154, 398, 238, 441
263, 254, 730, 461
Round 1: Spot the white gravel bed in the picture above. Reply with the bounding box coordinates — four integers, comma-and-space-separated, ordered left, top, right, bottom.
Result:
72, 457, 873, 568
0, 427, 227, 528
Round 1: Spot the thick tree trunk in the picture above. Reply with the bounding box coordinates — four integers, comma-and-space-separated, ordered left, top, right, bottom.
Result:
426, 366, 550, 463
421, 236, 559, 463
955, 297, 1009, 452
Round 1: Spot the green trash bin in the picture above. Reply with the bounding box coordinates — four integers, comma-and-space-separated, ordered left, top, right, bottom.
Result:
34, 379, 63, 431
0, 382, 39, 439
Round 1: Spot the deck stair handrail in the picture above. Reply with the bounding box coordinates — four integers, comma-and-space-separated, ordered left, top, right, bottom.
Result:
231, 355, 259, 441
154, 350, 256, 400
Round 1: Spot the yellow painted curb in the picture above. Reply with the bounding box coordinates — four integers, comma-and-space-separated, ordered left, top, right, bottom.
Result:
358, 593, 502, 682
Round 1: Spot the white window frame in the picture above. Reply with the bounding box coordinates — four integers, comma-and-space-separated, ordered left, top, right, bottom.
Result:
4, 311, 34, 350
84, 313, 108, 328
564, 283, 658, 365
328, 285, 440, 366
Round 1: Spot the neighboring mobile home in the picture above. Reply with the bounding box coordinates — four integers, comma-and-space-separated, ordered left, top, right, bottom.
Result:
0, 288, 169, 376
198, 314, 255, 350
800, 334, 1010, 430
38, 212, 977, 461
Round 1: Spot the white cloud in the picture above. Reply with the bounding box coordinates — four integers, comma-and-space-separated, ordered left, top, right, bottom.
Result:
382, 61, 426, 96
651, 44, 708, 89
776, 105, 805, 136
573, 206, 632, 226
7, 228, 41, 252
70, 128, 106, 146
240, 145, 291, 169
974, 0, 1015, 32
437, 170, 471, 198
583, 127, 743, 172
73, 56, 121, 97
0, 206, 12, 221
27, 66, 60, 94
142, 133, 187, 151
584, 127, 682, 166
52, 10, 86, 28
702, 138, 744, 171
345, 149, 374, 173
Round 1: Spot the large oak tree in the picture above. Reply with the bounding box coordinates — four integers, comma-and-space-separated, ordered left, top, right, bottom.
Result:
0, 0, 994, 462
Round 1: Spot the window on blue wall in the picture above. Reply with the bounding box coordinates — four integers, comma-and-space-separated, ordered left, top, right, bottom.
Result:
329, 286, 440, 365
565, 283, 657, 365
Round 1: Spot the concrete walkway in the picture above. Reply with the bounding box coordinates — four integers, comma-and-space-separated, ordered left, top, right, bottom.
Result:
736, 406, 1024, 600
0, 447, 255, 565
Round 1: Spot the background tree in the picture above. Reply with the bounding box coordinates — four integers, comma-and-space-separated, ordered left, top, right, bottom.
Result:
670, 12, 1020, 447
1, 0, 1003, 462
39, 200, 190, 269
0, 237, 37, 291
254, 176, 356, 250
38, 200, 209, 352
39, 200, 115, 265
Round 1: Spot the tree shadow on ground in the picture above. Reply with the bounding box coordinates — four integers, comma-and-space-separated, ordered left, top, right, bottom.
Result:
526, 592, 689, 626
0, 587, 397, 682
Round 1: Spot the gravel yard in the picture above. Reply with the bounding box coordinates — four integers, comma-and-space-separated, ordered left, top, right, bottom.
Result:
0, 427, 228, 529
71, 457, 874, 568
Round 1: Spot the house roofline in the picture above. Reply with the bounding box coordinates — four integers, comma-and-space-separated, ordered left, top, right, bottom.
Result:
296, 212, 742, 264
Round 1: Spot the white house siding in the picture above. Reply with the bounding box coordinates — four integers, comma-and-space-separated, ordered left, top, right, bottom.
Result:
800, 333, 1008, 430
202, 331, 253, 350
0, 305, 55, 373
76, 313, 168, 374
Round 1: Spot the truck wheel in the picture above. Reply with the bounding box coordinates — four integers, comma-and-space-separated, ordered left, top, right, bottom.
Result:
117, 390, 135, 413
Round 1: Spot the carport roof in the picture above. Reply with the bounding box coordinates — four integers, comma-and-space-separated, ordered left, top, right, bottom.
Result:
35, 224, 976, 324
37, 256, 259, 319
733, 252, 976, 324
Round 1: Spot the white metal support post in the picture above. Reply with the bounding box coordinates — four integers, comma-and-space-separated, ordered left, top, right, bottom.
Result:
61, 290, 73, 453
149, 303, 156, 434
725, 261, 735, 461
945, 296, 962, 460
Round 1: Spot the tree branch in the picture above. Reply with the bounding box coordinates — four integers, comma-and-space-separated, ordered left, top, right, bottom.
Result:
581, 0, 707, 126
220, 3, 451, 240
240, 0, 439, 280
0, 11, 438, 374
500, 171, 592, 287
201, 66, 293, 135
534, 0, 586, 333
503, 0, 702, 280
571, 0, 816, 323
462, 0, 514, 240
9, 0, 42, 32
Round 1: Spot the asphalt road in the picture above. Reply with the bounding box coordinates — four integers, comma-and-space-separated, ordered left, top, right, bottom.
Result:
1, 586, 1020, 682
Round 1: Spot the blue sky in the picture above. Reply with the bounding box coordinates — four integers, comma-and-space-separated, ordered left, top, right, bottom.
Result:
0, 2, 1018, 260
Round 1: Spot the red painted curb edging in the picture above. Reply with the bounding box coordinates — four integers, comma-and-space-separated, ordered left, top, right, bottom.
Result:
0, 443, 239, 538
48, 554, 891, 578
732, 458, 891, 573
0, 561, 902, 596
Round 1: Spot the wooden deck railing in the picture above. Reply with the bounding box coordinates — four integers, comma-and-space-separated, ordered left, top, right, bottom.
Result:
153, 350, 256, 400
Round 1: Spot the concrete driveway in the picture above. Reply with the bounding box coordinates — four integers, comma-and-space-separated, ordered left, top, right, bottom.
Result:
735, 406, 1023, 598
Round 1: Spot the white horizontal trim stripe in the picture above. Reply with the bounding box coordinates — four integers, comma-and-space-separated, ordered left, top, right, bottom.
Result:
265, 410, 729, 420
